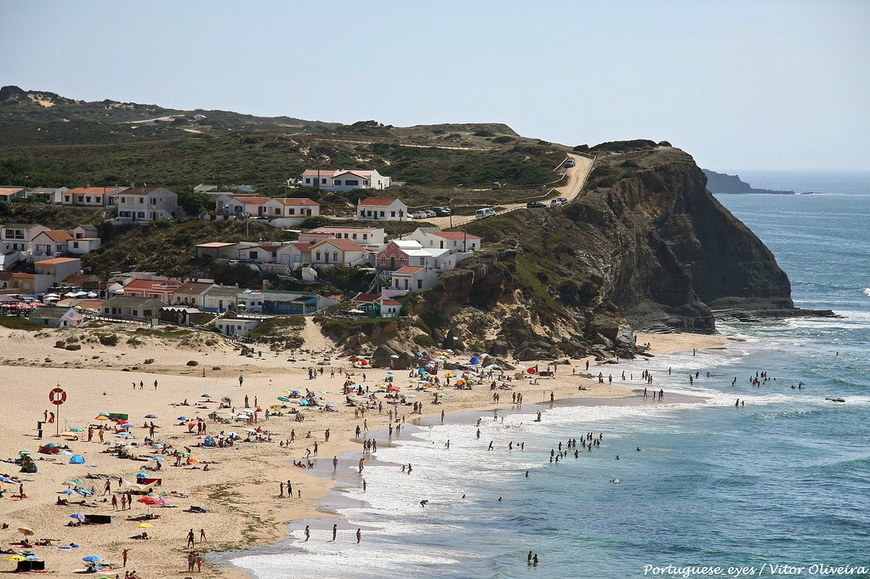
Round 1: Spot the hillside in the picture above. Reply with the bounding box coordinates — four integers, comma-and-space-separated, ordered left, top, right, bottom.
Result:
0, 87, 822, 360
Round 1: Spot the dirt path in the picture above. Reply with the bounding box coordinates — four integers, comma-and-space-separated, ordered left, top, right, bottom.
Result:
299, 317, 339, 353
426, 153, 595, 229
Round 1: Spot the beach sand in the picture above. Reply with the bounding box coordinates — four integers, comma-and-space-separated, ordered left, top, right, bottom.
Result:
0, 325, 726, 577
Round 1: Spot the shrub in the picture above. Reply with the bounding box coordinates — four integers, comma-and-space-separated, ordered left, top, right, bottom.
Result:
97, 333, 119, 346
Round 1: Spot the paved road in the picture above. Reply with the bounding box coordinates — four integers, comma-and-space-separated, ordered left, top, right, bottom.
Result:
424, 153, 595, 229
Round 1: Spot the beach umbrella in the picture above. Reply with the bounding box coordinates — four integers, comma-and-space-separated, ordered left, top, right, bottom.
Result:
70, 514, 86, 520
150, 456, 165, 462
325, 402, 337, 408
277, 396, 291, 402
59, 489, 78, 495
186, 457, 199, 464
137, 497, 160, 504
18, 527, 34, 536
6, 555, 25, 562
82, 555, 104, 562
69, 454, 85, 464
119, 423, 134, 429
289, 389, 301, 394
387, 385, 401, 392
137, 522, 153, 528
177, 416, 190, 421
95, 415, 109, 420
201, 394, 212, 398
24, 555, 41, 561
145, 414, 158, 418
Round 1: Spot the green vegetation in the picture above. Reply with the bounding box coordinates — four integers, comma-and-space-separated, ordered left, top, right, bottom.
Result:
314, 315, 394, 343
0, 317, 43, 330
246, 316, 305, 342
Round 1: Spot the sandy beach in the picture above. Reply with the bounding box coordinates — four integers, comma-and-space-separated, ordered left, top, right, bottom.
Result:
0, 325, 726, 577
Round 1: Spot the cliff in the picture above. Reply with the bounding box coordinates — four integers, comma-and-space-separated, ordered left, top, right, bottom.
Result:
415, 143, 826, 360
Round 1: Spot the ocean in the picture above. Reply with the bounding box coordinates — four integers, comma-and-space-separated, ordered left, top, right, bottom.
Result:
228, 174, 870, 579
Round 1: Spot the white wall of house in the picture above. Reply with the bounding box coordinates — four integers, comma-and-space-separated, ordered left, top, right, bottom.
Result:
356, 199, 408, 220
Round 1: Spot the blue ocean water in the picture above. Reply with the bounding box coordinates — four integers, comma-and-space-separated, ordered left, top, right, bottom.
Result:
230, 175, 870, 579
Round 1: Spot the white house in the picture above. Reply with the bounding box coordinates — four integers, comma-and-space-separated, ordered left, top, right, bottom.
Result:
59, 187, 127, 207
300, 169, 391, 191
309, 239, 369, 266
173, 281, 216, 308
27, 305, 85, 328
215, 317, 260, 338
385, 265, 439, 297
356, 198, 408, 221
410, 228, 481, 254
306, 226, 385, 247
67, 226, 102, 255
1, 223, 48, 253
376, 240, 454, 272
30, 230, 73, 258
275, 241, 313, 266
202, 285, 242, 312
350, 293, 402, 318
113, 187, 179, 222
263, 197, 320, 218
215, 194, 271, 217
331, 170, 391, 190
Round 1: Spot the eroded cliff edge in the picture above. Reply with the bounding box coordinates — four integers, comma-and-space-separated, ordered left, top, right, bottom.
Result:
414, 142, 830, 360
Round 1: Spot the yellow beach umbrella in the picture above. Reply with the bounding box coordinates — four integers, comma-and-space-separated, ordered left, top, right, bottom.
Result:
7, 555, 26, 562
137, 522, 153, 528
18, 527, 34, 536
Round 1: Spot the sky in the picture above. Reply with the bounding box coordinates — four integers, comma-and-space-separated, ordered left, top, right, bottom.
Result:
2, 0, 868, 171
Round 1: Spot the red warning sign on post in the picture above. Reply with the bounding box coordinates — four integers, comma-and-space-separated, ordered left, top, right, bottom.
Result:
49, 387, 67, 405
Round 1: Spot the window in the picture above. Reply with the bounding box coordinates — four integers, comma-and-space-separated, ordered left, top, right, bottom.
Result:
150, 198, 156, 205
332, 252, 338, 262
346, 179, 359, 186
305, 178, 311, 184
137, 212, 145, 218
73, 242, 79, 248
391, 211, 396, 217
379, 211, 385, 218
417, 279, 423, 289
289, 208, 295, 215
64, 195, 71, 202
334, 180, 342, 186
120, 197, 126, 203
85, 196, 92, 203
315, 251, 321, 261
321, 178, 327, 184
352, 234, 357, 240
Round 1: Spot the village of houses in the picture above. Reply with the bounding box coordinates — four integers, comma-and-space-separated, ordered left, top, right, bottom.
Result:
0, 168, 482, 338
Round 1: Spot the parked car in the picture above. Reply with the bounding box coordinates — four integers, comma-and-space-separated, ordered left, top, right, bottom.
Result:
563, 158, 576, 168
411, 211, 428, 219
475, 207, 496, 220
550, 197, 568, 207
423, 210, 437, 218
526, 201, 546, 208
432, 206, 453, 216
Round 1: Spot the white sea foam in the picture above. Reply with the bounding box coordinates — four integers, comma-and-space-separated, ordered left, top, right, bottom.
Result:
863, 287, 870, 297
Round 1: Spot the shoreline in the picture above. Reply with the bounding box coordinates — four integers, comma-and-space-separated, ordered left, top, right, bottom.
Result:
0, 326, 726, 578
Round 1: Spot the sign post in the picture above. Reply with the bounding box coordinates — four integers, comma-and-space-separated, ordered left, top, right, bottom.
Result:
49, 386, 66, 436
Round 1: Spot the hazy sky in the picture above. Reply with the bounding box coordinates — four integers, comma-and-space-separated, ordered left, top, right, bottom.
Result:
2, 0, 868, 171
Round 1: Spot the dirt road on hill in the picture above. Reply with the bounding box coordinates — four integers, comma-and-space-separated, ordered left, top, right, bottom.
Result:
425, 153, 595, 229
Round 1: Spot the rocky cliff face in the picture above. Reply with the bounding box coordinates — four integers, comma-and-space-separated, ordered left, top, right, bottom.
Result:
416, 144, 806, 359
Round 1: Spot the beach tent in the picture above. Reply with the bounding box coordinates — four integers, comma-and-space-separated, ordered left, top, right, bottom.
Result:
69, 455, 85, 464
469, 355, 481, 365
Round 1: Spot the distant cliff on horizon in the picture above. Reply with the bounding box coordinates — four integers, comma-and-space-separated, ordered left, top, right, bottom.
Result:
703, 169, 795, 195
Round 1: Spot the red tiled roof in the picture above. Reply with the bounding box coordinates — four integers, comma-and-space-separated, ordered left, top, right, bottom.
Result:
67, 187, 125, 196
61, 273, 97, 285
359, 198, 401, 206
35, 257, 79, 266
313, 239, 367, 252
123, 278, 182, 292
430, 231, 481, 240
290, 241, 313, 251
120, 187, 158, 195
393, 265, 424, 274
302, 169, 336, 177
36, 230, 73, 243
231, 196, 270, 205
378, 298, 401, 306
271, 197, 319, 206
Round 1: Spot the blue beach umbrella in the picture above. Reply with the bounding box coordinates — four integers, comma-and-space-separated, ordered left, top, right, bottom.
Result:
119, 423, 134, 429
177, 416, 190, 421
70, 514, 86, 520
69, 455, 85, 464
145, 414, 158, 418
82, 555, 104, 562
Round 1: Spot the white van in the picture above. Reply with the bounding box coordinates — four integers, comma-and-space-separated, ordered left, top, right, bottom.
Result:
475, 207, 496, 220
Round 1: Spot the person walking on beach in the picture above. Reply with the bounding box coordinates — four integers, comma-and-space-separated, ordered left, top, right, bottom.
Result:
331, 524, 337, 542
186, 528, 195, 549
121, 549, 129, 567
239, 375, 244, 387
199, 528, 207, 542
333, 456, 338, 470
279, 482, 284, 497
356, 528, 362, 544
304, 525, 310, 542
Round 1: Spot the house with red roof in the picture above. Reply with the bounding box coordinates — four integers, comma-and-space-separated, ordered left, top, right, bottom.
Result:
59, 186, 127, 207
264, 197, 320, 219
30, 230, 73, 257
33, 257, 82, 293
309, 238, 370, 266
306, 226, 385, 247
121, 277, 183, 302
0, 187, 26, 204
215, 194, 272, 217
356, 197, 408, 221
276, 241, 313, 267
385, 265, 438, 297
